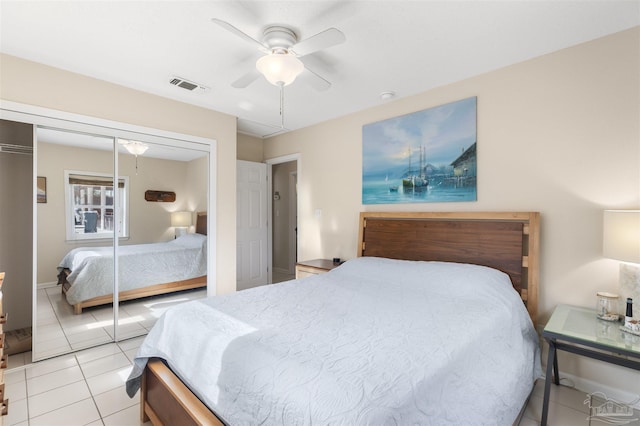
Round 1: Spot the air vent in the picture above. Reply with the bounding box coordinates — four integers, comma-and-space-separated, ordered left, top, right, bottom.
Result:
169, 76, 210, 93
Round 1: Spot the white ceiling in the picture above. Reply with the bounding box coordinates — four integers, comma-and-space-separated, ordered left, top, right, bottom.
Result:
1, 1, 638, 138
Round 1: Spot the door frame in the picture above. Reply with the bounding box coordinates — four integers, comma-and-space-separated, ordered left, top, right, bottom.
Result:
265, 153, 301, 283
288, 171, 298, 274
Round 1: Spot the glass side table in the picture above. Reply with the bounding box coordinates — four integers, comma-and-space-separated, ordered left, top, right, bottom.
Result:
541, 304, 640, 426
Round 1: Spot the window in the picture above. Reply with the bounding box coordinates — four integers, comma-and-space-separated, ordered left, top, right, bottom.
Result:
64, 171, 129, 241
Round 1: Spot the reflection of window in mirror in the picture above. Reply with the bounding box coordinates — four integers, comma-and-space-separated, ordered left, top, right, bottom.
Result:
64, 170, 129, 240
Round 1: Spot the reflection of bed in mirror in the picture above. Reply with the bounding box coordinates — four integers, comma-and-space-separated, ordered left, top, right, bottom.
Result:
127, 211, 541, 425
57, 212, 207, 314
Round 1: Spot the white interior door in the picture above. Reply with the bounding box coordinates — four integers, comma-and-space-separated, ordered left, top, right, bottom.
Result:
237, 160, 268, 290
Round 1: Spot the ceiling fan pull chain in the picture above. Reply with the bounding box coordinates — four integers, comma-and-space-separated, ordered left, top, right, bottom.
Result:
280, 83, 285, 129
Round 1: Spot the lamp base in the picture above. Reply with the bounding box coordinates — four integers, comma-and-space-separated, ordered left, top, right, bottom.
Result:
619, 263, 640, 320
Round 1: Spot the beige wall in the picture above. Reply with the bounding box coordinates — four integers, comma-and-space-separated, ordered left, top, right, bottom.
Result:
0, 53, 238, 296
36, 142, 205, 285
237, 133, 264, 162
265, 28, 640, 394
186, 155, 209, 215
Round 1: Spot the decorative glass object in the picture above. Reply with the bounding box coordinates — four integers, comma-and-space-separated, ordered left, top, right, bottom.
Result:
596, 292, 619, 321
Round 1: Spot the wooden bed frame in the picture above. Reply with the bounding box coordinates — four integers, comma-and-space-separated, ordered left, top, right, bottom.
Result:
357, 211, 540, 327
59, 212, 208, 315
59, 275, 207, 315
139, 211, 540, 426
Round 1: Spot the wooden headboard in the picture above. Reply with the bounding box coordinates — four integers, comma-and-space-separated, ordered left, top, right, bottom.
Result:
195, 212, 207, 235
358, 212, 540, 327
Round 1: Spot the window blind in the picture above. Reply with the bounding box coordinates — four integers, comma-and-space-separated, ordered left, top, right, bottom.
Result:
69, 174, 125, 188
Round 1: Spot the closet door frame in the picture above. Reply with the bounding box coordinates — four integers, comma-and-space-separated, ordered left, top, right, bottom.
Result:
0, 100, 217, 359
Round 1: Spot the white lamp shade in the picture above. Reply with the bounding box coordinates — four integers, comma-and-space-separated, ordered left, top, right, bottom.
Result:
603, 210, 640, 264
256, 53, 304, 86
171, 211, 192, 228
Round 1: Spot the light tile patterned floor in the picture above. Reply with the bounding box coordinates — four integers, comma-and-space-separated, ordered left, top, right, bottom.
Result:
5, 336, 149, 426
520, 379, 597, 425
34, 286, 206, 360
6, 341, 597, 426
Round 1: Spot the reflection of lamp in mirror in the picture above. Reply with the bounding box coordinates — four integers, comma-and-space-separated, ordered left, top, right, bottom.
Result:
603, 210, 640, 319
171, 211, 192, 238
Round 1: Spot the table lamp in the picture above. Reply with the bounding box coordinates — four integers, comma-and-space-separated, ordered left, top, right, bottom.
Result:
171, 211, 192, 238
603, 210, 640, 320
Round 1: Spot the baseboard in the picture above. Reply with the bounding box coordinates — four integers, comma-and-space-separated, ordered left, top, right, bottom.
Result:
557, 371, 640, 409
37, 281, 58, 290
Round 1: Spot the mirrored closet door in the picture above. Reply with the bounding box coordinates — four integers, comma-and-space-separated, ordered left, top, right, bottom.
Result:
34, 125, 210, 361
113, 138, 209, 341
35, 127, 116, 360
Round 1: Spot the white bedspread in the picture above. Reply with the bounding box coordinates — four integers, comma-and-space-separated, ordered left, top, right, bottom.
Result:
127, 257, 541, 425
59, 233, 207, 305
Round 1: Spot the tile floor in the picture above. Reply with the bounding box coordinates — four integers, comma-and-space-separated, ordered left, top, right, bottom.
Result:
6, 341, 601, 426
520, 379, 606, 425
35, 286, 206, 360
5, 336, 149, 426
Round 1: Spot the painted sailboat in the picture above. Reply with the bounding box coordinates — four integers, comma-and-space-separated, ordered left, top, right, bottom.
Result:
402, 146, 429, 191
385, 174, 399, 191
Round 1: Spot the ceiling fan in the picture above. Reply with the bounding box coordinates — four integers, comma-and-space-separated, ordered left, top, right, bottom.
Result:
211, 18, 346, 90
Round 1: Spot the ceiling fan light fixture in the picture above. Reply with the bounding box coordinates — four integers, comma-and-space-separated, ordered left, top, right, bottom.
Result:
256, 53, 304, 86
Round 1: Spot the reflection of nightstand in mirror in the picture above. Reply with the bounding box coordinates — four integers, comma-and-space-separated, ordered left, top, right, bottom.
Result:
295, 259, 340, 279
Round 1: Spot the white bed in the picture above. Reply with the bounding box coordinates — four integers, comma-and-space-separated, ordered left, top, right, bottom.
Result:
58, 233, 207, 313
127, 211, 541, 425
127, 257, 541, 425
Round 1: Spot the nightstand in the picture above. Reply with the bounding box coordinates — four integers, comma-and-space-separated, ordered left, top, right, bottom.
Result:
295, 259, 341, 279
541, 304, 640, 426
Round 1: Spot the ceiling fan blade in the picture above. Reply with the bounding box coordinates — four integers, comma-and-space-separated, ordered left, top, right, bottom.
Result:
299, 67, 331, 92
211, 18, 268, 53
231, 69, 262, 88
291, 28, 345, 57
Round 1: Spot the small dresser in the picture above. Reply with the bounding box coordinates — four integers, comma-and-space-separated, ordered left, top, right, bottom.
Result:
295, 259, 341, 279
0, 272, 7, 424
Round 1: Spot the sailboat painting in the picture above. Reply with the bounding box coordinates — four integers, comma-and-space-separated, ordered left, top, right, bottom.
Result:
362, 97, 477, 205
